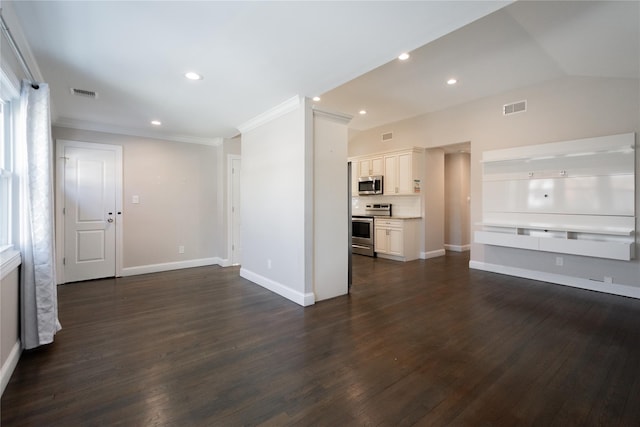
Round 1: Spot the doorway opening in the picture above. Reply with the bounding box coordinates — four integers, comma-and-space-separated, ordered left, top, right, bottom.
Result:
442, 142, 471, 253
227, 155, 241, 266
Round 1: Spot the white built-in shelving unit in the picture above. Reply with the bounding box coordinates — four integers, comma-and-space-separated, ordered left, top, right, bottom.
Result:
475, 133, 636, 261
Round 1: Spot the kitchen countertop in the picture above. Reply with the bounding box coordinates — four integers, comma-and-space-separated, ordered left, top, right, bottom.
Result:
374, 216, 422, 220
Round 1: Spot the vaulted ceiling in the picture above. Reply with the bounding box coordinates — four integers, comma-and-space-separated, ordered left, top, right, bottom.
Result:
5, 1, 639, 145
322, 0, 640, 132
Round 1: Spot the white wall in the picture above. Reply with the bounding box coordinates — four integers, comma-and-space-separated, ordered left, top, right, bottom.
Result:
349, 75, 640, 295
312, 108, 350, 301
239, 99, 313, 305
1, 265, 20, 395
239, 98, 350, 305
52, 127, 221, 272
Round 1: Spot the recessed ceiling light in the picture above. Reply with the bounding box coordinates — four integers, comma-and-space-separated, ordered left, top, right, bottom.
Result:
447, 78, 458, 85
185, 72, 203, 80
359, 110, 367, 115
312, 96, 321, 102
398, 52, 410, 61
151, 120, 162, 126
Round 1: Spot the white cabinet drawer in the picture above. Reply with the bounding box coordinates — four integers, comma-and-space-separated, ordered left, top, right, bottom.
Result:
374, 219, 403, 228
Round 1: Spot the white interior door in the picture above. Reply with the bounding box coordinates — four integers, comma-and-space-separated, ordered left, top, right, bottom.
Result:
231, 157, 241, 265
58, 141, 122, 283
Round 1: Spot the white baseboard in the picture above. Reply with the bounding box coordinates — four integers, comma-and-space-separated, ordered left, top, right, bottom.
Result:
1, 340, 21, 396
469, 260, 640, 299
217, 258, 232, 267
376, 253, 408, 262
121, 257, 221, 277
421, 249, 446, 259
240, 268, 315, 307
444, 244, 470, 252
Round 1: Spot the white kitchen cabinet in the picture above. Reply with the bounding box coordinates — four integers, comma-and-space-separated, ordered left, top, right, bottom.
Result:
384, 150, 418, 195
350, 155, 383, 196
384, 155, 398, 194
374, 218, 420, 261
358, 156, 383, 177
375, 223, 402, 255
349, 147, 424, 196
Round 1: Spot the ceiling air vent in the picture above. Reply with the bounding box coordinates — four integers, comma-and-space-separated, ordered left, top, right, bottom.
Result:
503, 100, 526, 116
381, 131, 393, 142
70, 88, 98, 99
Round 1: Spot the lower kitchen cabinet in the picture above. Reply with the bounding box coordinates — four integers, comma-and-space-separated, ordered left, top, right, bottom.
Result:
374, 218, 420, 261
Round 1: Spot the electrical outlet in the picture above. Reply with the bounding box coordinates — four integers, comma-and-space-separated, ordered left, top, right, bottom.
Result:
604, 276, 613, 284
555, 256, 563, 266
132, 195, 140, 204
178, 246, 185, 254
267, 259, 272, 269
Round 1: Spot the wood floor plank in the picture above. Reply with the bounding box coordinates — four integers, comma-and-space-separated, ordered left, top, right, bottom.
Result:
3, 252, 640, 426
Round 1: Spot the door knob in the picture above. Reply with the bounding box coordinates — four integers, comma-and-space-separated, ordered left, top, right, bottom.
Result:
107, 218, 114, 223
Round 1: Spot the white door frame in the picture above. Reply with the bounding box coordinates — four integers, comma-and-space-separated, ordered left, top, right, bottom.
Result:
55, 139, 123, 284
227, 154, 241, 266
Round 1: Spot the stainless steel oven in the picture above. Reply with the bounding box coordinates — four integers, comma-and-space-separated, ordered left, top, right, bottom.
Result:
351, 203, 391, 257
352, 216, 375, 256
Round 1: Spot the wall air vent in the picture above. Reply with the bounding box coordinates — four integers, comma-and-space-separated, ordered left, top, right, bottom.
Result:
381, 131, 393, 142
503, 100, 526, 115
70, 88, 98, 99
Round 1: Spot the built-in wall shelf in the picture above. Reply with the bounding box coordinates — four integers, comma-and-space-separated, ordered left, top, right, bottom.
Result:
475, 229, 634, 261
478, 223, 634, 237
476, 133, 636, 261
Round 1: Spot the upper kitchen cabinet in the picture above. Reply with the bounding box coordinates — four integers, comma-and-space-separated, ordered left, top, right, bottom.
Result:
350, 147, 424, 196
357, 156, 384, 177
384, 149, 423, 195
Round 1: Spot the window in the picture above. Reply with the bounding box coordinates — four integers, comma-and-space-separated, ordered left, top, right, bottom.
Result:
0, 72, 18, 254
0, 100, 12, 251
0, 66, 20, 259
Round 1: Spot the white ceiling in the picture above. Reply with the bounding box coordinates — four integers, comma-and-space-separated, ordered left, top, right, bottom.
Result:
321, 0, 640, 131
6, 1, 639, 145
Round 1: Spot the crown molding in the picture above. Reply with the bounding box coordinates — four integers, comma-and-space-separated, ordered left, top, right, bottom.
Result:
0, 3, 45, 83
237, 95, 301, 134
311, 105, 352, 124
53, 117, 223, 146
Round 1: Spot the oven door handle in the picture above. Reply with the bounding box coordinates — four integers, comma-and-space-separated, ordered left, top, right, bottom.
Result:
352, 218, 374, 224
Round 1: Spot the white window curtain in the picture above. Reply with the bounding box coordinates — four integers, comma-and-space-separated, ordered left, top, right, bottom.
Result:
16, 81, 61, 349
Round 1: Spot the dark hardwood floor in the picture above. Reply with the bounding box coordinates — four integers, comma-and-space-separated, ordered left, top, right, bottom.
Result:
3, 252, 640, 426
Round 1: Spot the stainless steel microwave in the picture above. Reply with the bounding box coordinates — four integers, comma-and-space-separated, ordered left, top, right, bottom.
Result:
358, 175, 383, 195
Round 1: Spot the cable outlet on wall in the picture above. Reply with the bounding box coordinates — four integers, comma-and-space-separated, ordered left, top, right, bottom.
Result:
178, 245, 185, 254
604, 276, 613, 284
267, 259, 272, 269
555, 256, 563, 267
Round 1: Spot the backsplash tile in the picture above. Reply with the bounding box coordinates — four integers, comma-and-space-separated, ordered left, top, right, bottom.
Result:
352, 195, 421, 217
